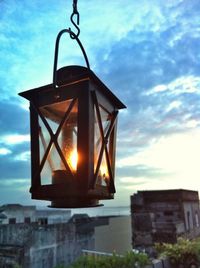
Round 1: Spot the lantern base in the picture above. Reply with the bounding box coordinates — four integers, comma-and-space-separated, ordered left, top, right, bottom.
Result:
49, 198, 103, 208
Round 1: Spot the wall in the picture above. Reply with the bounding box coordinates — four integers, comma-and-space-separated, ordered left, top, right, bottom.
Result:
36, 209, 71, 224
181, 201, 200, 240
131, 190, 200, 251
0, 222, 94, 268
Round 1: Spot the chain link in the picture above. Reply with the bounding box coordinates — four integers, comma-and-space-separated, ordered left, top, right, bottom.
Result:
69, 0, 80, 38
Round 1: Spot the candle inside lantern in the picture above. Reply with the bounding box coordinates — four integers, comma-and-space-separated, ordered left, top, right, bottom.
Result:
52, 119, 78, 185
52, 149, 77, 185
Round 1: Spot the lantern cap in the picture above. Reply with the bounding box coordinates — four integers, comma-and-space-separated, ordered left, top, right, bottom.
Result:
19, 65, 126, 110
60, 66, 126, 109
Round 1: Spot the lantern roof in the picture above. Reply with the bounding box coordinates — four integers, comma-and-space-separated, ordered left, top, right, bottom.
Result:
19, 65, 126, 110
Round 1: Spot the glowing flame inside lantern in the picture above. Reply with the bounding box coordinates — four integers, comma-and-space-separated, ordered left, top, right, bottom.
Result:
69, 148, 78, 172
100, 165, 108, 179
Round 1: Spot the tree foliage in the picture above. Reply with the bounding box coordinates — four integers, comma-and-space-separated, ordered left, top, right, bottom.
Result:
155, 237, 200, 268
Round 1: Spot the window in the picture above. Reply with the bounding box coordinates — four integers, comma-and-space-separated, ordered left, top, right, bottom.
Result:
9, 218, 16, 224
187, 211, 190, 230
164, 211, 173, 216
38, 218, 48, 225
195, 211, 199, 227
24, 217, 31, 224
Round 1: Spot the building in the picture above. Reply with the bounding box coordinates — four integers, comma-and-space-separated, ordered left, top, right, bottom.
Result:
0, 205, 132, 267
0, 214, 94, 267
0, 204, 87, 267
131, 189, 200, 251
36, 209, 71, 225
0, 204, 71, 225
0, 204, 36, 224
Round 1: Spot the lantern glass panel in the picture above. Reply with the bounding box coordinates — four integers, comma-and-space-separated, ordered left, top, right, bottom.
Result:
94, 104, 112, 187
39, 117, 51, 167
39, 98, 78, 185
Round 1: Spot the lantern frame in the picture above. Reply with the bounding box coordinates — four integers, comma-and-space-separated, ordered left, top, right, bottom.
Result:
19, 29, 126, 208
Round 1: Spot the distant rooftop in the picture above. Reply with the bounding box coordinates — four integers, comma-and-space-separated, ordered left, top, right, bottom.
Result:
132, 189, 199, 202
0, 213, 7, 219
0, 204, 36, 210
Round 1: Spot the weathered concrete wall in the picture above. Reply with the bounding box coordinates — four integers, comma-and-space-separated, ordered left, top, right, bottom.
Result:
151, 258, 171, 268
0, 222, 94, 268
36, 209, 71, 225
131, 190, 200, 250
0, 245, 24, 267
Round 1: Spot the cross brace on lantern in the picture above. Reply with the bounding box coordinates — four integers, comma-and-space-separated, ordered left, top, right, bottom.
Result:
91, 91, 118, 193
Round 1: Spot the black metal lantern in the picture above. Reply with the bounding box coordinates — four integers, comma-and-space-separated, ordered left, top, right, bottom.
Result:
19, 14, 126, 208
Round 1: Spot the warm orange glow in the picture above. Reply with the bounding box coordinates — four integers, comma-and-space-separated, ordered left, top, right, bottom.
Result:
100, 165, 108, 179
69, 149, 78, 171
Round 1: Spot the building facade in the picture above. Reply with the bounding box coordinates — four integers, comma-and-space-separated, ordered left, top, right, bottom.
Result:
0, 204, 71, 225
0, 205, 132, 267
0, 204, 36, 224
0, 216, 94, 267
0, 205, 96, 267
131, 189, 200, 251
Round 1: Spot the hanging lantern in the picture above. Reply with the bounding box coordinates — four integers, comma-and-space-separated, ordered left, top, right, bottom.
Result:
19, 9, 126, 208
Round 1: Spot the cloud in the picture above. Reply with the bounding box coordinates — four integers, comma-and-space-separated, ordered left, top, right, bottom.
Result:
147, 75, 200, 95
1, 134, 30, 145
0, 178, 32, 205
14, 151, 30, 162
117, 130, 200, 181
0, 99, 29, 134
0, 153, 30, 180
0, 0, 66, 98
116, 164, 170, 179
0, 148, 12, 155
0, 99, 30, 182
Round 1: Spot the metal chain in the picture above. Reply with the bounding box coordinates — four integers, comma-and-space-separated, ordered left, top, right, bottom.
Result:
72, 0, 79, 16
69, 0, 80, 38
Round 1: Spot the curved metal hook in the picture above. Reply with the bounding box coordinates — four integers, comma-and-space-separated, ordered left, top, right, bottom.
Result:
70, 12, 80, 38
53, 28, 90, 89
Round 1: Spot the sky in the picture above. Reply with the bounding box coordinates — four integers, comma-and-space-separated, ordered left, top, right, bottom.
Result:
0, 0, 200, 208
